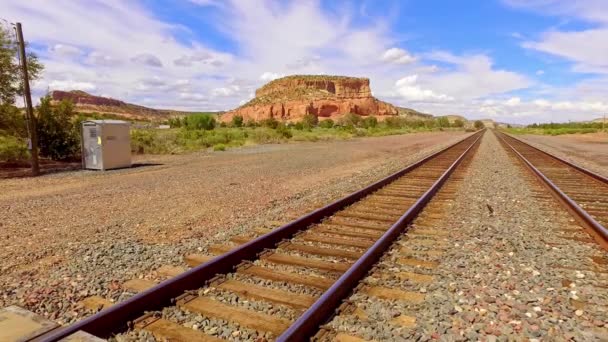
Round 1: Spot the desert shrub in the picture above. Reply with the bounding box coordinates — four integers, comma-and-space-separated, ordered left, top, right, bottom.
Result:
231, 115, 243, 128
167, 117, 183, 128
338, 113, 361, 128
353, 128, 367, 137
184, 113, 216, 130
131, 129, 159, 154
318, 119, 334, 128
249, 127, 285, 143
275, 123, 293, 138
293, 122, 304, 130
361, 116, 378, 129
0, 135, 28, 162
260, 117, 279, 129
213, 143, 226, 151
473, 120, 484, 129
384, 116, 407, 128
301, 114, 318, 129
36, 97, 80, 160
436, 116, 450, 128
245, 119, 258, 127
453, 119, 465, 128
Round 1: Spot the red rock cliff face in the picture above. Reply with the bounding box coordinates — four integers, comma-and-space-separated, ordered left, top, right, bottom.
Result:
51, 90, 125, 107
221, 75, 398, 123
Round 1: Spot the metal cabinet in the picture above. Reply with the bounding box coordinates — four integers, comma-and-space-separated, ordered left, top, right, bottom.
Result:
81, 120, 131, 170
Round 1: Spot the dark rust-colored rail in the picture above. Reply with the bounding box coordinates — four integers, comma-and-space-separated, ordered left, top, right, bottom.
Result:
277, 131, 483, 341
496, 131, 608, 246
35, 131, 483, 341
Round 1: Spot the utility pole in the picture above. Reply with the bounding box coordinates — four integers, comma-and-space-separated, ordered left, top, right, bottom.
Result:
15, 22, 39, 176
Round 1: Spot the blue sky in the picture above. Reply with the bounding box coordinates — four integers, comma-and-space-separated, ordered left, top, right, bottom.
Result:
2, 0, 608, 123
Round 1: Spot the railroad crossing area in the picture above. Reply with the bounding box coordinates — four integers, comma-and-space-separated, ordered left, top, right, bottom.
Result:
2, 130, 607, 342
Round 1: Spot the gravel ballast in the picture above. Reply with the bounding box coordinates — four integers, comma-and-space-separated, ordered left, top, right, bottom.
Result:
326, 131, 608, 341
0, 132, 467, 326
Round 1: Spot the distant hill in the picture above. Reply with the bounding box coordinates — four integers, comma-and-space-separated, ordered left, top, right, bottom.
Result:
50, 90, 204, 122
397, 107, 434, 120
438, 115, 467, 124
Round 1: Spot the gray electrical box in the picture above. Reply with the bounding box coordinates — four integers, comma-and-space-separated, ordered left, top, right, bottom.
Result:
81, 120, 132, 170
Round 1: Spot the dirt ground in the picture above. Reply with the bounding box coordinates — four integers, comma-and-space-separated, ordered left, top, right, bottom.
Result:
519, 132, 608, 177
0, 132, 466, 276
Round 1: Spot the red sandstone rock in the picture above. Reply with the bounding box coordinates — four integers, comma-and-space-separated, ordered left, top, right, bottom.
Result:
220, 75, 398, 123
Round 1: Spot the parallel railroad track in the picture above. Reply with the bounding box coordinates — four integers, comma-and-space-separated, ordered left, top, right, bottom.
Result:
317, 130, 608, 341
32, 132, 484, 341
496, 131, 608, 248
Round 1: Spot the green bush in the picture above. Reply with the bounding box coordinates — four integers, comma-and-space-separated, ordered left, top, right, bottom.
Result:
260, 117, 279, 129
301, 114, 318, 129
436, 116, 450, 128
213, 143, 226, 151
318, 119, 334, 128
231, 115, 243, 128
275, 123, 293, 138
453, 119, 465, 128
293, 122, 304, 130
131, 129, 159, 154
384, 116, 407, 128
474, 120, 484, 129
167, 117, 183, 128
0, 135, 28, 162
353, 128, 367, 137
361, 116, 378, 129
338, 113, 361, 128
184, 114, 216, 130
36, 97, 80, 160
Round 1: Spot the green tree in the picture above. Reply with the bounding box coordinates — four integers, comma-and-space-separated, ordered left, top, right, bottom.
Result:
36, 96, 80, 160
474, 120, 484, 129
0, 103, 26, 136
231, 115, 244, 128
453, 119, 465, 128
184, 113, 216, 130
0, 25, 43, 106
436, 116, 450, 128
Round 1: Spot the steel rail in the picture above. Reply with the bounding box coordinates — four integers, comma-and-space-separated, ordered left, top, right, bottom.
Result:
277, 130, 484, 341
496, 131, 608, 243
36, 131, 483, 341
500, 131, 608, 185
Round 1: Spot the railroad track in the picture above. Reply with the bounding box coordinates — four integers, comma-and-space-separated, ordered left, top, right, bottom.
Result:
316, 130, 608, 341
30, 132, 483, 341
495, 131, 608, 248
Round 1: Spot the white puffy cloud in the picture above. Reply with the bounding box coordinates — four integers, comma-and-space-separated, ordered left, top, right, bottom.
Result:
423, 52, 531, 100
381, 48, 416, 65
392, 75, 453, 102
49, 44, 82, 57
259, 72, 284, 81
49, 80, 96, 91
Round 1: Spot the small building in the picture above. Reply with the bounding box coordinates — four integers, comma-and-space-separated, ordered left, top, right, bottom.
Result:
81, 120, 131, 170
